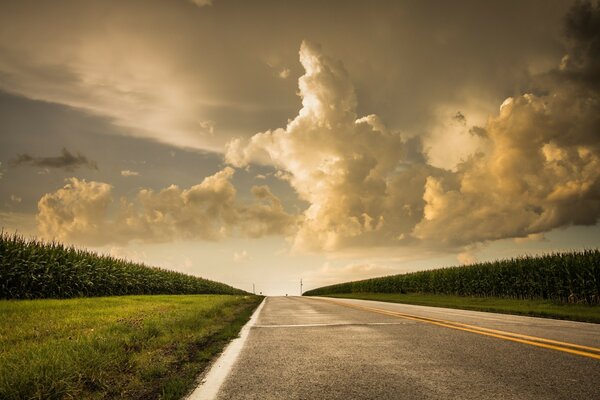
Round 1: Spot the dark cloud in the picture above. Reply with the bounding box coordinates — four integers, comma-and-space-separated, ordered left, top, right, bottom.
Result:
11, 148, 98, 171
0, 0, 570, 151
468, 126, 487, 137
562, 0, 600, 86
452, 111, 466, 125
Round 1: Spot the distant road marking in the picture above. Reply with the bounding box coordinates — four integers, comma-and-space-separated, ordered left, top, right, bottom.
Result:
187, 298, 266, 400
315, 297, 600, 360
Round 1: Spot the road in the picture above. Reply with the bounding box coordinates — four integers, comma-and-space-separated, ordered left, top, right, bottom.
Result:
206, 296, 600, 399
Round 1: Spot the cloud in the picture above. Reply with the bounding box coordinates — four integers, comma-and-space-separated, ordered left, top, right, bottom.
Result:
278, 68, 291, 79
37, 168, 298, 245
457, 252, 477, 265
453, 111, 466, 125
562, 0, 600, 87
120, 170, 139, 177
227, 41, 424, 252
11, 148, 98, 171
233, 250, 250, 263
38, 178, 113, 244
188, 0, 213, 7
513, 233, 547, 244
227, 14, 600, 254
10, 195, 22, 204
413, 2, 600, 246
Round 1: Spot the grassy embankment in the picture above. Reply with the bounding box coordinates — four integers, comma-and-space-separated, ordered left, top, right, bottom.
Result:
0, 233, 261, 399
0, 294, 262, 400
304, 250, 600, 323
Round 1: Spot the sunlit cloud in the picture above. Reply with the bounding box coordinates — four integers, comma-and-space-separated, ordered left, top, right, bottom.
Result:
227, 25, 600, 253
37, 169, 298, 245
120, 170, 140, 177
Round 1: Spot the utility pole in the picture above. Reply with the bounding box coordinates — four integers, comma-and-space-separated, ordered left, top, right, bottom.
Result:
253, 283, 255, 295
300, 278, 303, 296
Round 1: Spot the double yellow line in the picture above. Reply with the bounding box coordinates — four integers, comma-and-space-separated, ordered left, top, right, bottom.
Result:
317, 297, 600, 360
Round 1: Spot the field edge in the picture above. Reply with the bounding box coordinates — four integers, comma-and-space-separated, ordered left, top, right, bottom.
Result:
314, 293, 600, 324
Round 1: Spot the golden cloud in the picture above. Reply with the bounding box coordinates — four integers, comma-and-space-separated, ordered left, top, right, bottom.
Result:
37, 168, 298, 245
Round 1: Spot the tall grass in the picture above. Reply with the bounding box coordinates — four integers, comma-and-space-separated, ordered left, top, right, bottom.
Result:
0, 295, 262, 400
0, 232, 246, 299
304, 250, 600, 305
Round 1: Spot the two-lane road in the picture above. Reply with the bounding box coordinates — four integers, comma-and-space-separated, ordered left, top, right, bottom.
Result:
199, 296, 600, 399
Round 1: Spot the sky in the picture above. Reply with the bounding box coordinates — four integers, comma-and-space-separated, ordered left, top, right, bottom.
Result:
1, 0, 599, 295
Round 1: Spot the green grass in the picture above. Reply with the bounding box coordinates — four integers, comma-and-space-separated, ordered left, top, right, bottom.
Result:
0, 294, 263, 400
319, 293, 600, 324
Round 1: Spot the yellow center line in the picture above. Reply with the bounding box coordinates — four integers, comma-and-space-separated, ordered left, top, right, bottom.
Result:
315, 297, 600, 361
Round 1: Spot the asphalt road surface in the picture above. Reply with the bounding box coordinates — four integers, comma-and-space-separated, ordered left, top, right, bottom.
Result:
212, 296, 600, 399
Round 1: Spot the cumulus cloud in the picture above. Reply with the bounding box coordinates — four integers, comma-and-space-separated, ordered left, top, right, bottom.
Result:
38, 178, 112, 244
226, 6, 600, 253
227, 41, 426, 252
30, 3, 600, 255
37, 168, 297, 245
11, 148, 98, 171
414, 2, 600, 246
120, 170, 139, 177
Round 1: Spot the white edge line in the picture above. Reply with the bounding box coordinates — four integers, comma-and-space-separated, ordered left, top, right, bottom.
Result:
186, 297, 266, 400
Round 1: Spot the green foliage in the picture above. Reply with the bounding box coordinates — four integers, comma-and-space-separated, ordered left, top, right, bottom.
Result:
0, 232, 247, 299
304, 250, 600, 305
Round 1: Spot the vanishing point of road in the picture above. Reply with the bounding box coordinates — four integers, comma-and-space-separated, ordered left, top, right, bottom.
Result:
191, 296, 600, 400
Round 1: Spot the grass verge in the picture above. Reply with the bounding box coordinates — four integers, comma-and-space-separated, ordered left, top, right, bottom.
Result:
0, 294, 263, 400
319, 293, 600, 324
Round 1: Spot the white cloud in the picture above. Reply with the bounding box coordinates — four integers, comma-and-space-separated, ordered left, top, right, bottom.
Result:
120, 170, 139, 177
413, 87, 600, 246
227, 39, 600, 254
227, 41, 415, 252
37, 169, 298, 245
278, 68, 291, 79
38, 178, 113, 244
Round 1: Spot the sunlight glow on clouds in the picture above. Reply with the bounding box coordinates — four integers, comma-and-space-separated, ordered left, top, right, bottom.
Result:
10, 1, 599, 268
37, 169, 297, 245
227, 27, 600, 253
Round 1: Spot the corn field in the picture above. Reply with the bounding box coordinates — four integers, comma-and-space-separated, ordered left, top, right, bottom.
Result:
304, 250, 600, 305
0, 233, 247, 299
